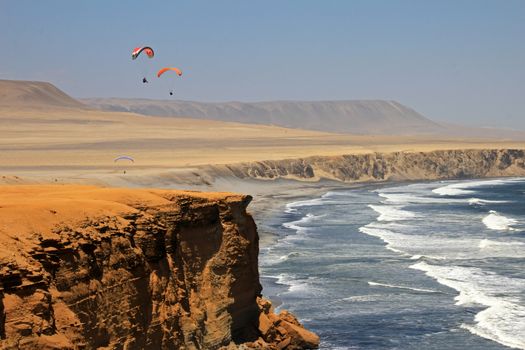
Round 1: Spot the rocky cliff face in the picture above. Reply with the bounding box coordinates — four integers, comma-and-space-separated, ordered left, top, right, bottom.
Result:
0, 186, 319, 349
220, 149, 525, 183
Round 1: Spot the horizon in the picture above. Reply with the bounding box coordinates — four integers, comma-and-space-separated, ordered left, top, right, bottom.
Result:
1, 1, 524, 129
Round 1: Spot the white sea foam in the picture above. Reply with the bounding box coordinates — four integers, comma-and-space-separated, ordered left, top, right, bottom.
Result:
278, 251, 301, 262
283, 213, 323, 228
478, 239, 525, 249
285, 198, 337, 213
260, 250, 303, 266
368, 204, 417, 221
339, 294, 384, 303
378, 180, 515, 204
275, 273, 302, 289
275, 273, 322, 297
378, 192, 462, 205
359, 224, 413, 255
368, 281, 442, 294
280, 213, 326, 243
411, 262, 525, 349
359, 223, 458, 259
282, 221, 308, 235
261, 213, 323, 265
359, 223, 525, 260
468, 198, 509, 206
321, 190, 354, 198
432, 183, 476, 196
482, 211, 518, 231
433, 178, 523, 197
284, 199, 319, 213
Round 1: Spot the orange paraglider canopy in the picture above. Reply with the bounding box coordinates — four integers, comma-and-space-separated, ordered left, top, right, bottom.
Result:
157, 67, 183, 77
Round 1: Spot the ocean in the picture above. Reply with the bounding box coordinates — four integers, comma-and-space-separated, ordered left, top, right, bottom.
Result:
259, 178, 525, 349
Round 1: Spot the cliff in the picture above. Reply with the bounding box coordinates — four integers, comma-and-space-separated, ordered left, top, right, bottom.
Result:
0, 186, 319, 349
217, 149, 525, 183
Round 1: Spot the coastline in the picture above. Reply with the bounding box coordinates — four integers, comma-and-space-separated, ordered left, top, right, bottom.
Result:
2, 146, 525, 348
2, 167, 524, 348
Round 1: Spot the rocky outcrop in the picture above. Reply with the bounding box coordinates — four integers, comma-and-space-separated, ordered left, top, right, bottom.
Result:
0, 186, 319, 349
220, 149, 525, 183
250, 298, 319, 350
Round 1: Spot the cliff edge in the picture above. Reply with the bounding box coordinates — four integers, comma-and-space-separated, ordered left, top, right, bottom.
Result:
217, 149, 525, 183
0, 185, 319, 349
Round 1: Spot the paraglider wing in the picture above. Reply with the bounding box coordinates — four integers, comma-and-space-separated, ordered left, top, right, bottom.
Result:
157, 67, 183, 77
131, 46, 154, 60
114, 155, 135, 163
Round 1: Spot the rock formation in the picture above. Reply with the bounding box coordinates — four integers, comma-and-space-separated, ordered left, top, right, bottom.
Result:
0, 186, 319, 349
219, 149, 525, 183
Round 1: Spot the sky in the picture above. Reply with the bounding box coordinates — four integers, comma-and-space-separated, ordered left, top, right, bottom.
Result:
1, 0, 524, 129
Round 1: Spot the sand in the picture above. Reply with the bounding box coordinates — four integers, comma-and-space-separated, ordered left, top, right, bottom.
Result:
1, 80, 525, 191
0, 183, 245, 271
2, 107, 524, 183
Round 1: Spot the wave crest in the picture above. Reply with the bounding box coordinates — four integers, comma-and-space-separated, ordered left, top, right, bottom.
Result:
482, 211, 518, 231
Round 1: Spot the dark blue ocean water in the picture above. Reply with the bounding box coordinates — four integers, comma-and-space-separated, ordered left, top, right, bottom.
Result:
260, 178, 525, 349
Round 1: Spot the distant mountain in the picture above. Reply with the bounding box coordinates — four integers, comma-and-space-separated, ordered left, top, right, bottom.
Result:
0, 80, 87, 109
82, 98, 446, 135
1, 80, 522, 139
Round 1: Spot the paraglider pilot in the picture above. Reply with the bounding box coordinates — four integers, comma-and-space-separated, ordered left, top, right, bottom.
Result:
143, 77, 148, 83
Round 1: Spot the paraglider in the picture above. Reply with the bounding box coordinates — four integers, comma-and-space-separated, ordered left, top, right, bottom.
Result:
114, 155, 134, 163
132, 46, 155, 83
131, 47, 154, 60
157, 67, 182, 96
129, 47, 185, 95
114, 155, 134, 174
157, 67, 183, 77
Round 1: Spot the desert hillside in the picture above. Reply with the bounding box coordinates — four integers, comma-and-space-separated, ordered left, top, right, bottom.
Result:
0, 80, 87, 109
83, 98, 445, 135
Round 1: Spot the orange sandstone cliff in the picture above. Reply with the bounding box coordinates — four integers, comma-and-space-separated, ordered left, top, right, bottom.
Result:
0, 185, 319, 349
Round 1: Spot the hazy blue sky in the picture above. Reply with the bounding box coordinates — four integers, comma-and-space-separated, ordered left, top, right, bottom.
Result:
1, 1, 524, 128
